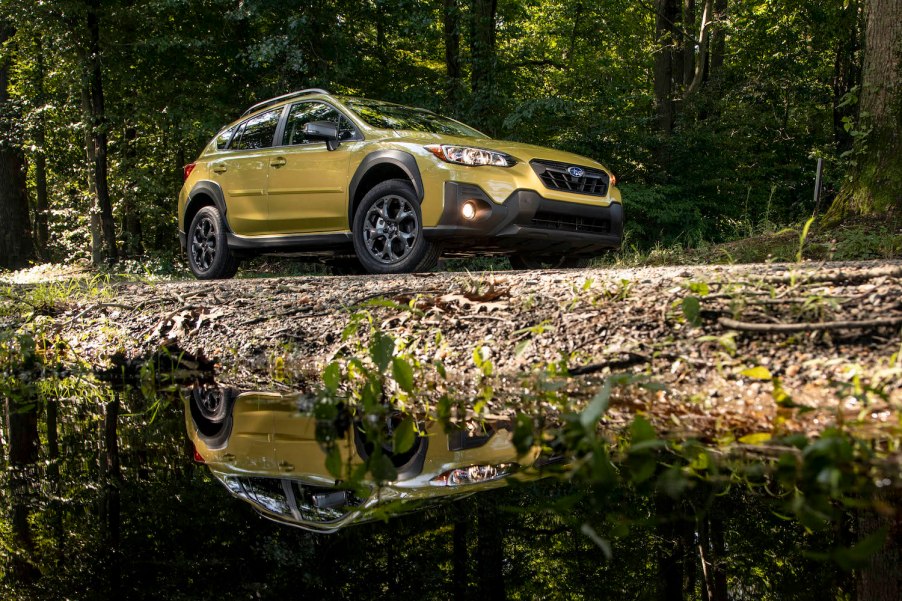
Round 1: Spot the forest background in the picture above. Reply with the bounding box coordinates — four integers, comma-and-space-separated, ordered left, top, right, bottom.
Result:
0, 0, 899, 271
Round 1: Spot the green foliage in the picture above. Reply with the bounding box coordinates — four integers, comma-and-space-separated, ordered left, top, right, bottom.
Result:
0, 0, 869, 263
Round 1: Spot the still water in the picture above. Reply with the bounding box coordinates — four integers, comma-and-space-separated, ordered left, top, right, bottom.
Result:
1, 380, 896, 600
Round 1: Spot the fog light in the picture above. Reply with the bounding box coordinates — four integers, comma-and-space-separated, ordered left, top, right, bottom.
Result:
461, 201, 477, 221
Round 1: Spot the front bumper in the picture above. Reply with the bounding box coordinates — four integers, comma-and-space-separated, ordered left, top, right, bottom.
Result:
424, 182, 623, 257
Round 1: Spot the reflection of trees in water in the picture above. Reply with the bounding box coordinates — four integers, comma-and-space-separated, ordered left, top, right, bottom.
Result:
0, 385, 898, 600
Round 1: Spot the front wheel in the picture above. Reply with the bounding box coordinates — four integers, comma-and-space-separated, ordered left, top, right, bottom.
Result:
187, 206, 239, 279
509, 255, 590, 270
352, 179, 440, 274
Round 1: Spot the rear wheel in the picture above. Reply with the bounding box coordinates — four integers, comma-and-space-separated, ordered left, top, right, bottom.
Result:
188, 385, 236, 450
187, 206, 239, 279
509, 255, 590, 270
352, 179, 441, 274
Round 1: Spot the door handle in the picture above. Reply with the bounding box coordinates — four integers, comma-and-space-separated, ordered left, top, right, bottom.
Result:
211, 163, 227, 174
270, 157, 287, 168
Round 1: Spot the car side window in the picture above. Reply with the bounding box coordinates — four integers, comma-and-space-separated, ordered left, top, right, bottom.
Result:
215, 126, 236, 150
231, 109, 281, 151
282, 102, 357, 146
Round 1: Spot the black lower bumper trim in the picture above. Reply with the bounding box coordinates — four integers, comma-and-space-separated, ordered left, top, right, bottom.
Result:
424, 182, 623, 256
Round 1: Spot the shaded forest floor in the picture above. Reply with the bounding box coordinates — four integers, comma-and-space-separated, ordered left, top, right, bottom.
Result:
2, 260, 901, 451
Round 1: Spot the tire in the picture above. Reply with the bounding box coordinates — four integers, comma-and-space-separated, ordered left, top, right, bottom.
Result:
189, 386, 236, 450
352, 179, 441, 274
509, 255, 590, 270
187, 206, 239, 280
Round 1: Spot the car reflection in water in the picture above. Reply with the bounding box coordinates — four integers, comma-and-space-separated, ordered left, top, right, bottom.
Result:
184, 384, 563, 533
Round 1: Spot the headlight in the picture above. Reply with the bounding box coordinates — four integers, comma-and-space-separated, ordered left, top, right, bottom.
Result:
425, 145, 517, 167
429, 463, 518, 487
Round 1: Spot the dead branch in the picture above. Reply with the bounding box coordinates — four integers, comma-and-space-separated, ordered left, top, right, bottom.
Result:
718, 316, 902, 333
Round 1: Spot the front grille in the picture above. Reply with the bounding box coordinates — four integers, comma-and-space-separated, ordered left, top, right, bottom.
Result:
530, 210, 610, 234
530, 160, 610, 197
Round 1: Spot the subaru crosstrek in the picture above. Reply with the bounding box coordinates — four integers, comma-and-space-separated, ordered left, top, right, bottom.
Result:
178, 89, 623, 278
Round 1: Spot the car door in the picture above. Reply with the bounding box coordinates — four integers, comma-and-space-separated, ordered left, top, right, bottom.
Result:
208, 108, 282, 236
265, 101, 357, 234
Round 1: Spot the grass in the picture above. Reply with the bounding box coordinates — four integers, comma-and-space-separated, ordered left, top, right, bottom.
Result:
600, 215, 902, 268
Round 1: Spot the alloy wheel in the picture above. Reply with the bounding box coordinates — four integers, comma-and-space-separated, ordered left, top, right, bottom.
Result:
191, 216, 217, 272
362, 195, 419, 264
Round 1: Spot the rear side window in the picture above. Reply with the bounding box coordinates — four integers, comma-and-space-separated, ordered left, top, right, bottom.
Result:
214, 126, 235, 150
231, 109, 281, 150
282, 102, 356, 146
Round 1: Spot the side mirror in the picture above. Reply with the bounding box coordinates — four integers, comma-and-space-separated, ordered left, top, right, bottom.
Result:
303, 121, 341, 151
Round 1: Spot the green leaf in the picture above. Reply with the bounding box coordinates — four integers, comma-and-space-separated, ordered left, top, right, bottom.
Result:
834, 526, 889, 568
741, 366, 772, 380
514, 339, 531, 358
323, 361, 342, 393
391, 357, 415, 393
688, 281, 710, 296
369, 452, 398, 483
580, 523, 612, 559
581, 380, 612, 429
738, 432, 772, 445
512, 414, 534, 454
393, 418, 417, 454
629, 416, 656, 446
325, 446, 342, 479
370, 331, 394, 372
682, 296, 701, 327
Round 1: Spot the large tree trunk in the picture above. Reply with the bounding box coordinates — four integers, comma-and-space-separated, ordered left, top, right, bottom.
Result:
469, 0, 497, 134
654, 0, 679, 134
443, 0, 462, 114
84, 0, 118, 264
0, 24, 34, 270
826, 0, 902, 219
682, 0, 696, 87
5, 396, 40, 583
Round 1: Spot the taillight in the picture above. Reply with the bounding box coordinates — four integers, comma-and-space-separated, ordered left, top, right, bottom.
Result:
192, 445, 205, 463
610, 173, 617, 187
183, 163, 197, 181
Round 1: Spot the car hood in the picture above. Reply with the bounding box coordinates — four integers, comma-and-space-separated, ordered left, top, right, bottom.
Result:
385, 131, 612, 174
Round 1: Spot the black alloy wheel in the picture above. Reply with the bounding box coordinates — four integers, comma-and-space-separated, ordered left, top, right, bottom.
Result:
352, 179, 441, 274
187, 206, 239, 280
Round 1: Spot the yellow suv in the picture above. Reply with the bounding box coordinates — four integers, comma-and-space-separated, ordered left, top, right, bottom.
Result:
178, 89, 623, 278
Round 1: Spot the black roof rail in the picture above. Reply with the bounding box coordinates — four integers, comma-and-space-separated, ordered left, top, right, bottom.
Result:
240, 88, 331, 117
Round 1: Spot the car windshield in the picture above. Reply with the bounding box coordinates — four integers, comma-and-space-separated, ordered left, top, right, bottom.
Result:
341, 98, 484, 138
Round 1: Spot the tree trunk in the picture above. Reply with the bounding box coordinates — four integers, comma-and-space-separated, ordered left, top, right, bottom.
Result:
84, 0, 118, 264
655, 496, 685, 601
833, 0, 863, 155
654, 0, 679, 134
443, 0, 462, 113
0, 24, 34, 270
122, 124, 143, 256
707, 0, 727, 78
5, 396, 40, 583
826, 0, 902, 220
469, 0, 498, 134
476, 497, 505, 599
682, 0, 696, 87
33, 38, 50, 256
452, 508, 469, 601
856, 501, 900, 601
101, 394, 122, 596
47, 398, 64, 563
685, 0, 714, 96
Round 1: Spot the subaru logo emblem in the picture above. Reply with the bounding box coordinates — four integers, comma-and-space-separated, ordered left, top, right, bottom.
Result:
568, 166, 585, 178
